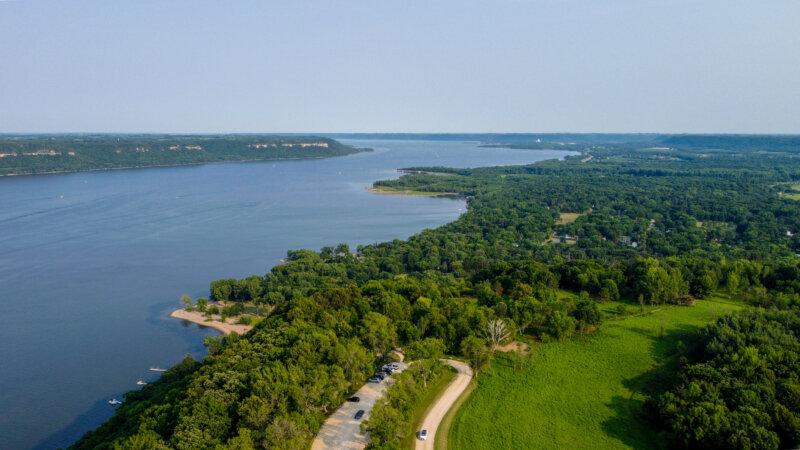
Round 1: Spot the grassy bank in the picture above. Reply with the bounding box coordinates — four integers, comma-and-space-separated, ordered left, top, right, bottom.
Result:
448, 296, 743, 449
435, 377, 476, 450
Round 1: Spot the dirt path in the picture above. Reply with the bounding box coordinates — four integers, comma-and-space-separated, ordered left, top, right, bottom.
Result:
415, 359, 473, 450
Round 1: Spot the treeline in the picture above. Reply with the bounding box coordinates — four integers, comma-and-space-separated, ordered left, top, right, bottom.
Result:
208, 249, 800, 346
73, 136, 800, 449
0, 135, 364, 176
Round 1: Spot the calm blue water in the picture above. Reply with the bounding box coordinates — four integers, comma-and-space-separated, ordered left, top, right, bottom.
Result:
0, 139, 572, 449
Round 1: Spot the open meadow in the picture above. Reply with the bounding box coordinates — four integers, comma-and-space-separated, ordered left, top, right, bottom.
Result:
448, 296, 744, 449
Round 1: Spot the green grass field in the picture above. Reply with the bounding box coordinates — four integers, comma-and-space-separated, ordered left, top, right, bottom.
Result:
448, 296, 743, 450
779, 182, 800, 201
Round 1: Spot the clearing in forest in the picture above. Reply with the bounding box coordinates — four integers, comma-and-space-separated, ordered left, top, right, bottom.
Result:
778, 182, 800, 201
556, 212, 584, 225
448, 296, 743, 450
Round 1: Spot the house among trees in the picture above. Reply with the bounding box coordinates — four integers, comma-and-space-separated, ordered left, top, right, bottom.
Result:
551, 233, 577, 245
22, 149, 60, 156
620, 236, 638, 248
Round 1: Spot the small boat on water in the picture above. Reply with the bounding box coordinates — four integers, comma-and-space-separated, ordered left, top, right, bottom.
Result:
149, 367, 167, 372
136, 379, 147, 386
108, 398, 122, 406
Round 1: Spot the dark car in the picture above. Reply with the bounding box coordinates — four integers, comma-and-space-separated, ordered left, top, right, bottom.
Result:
347, 396, 360, 402
354, 410, 365, 420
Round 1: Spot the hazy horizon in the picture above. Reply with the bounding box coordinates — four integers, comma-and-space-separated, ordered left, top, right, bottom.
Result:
2, 132, 800, 136
2, 0, 799, 134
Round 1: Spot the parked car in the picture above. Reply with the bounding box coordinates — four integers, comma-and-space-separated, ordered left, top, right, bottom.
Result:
418, 429, 428, 440
374, 373, 385, 380
347, 396, 360, 402
354, 410, 365, 420
368, 377, 381, 383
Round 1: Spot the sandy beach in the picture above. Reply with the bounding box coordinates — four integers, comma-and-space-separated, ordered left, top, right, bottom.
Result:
170, 308, 253, 335
367, 186, 459, 197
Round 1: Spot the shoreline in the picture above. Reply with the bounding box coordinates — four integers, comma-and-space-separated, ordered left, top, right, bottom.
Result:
169, 308, 253, 335
0, 150, 369, 178
367, 186, 461, 197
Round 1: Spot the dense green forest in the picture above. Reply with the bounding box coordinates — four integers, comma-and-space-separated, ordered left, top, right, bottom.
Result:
73, 135, 800, 449
0, 135, 364, 176
658, 305, 800, 449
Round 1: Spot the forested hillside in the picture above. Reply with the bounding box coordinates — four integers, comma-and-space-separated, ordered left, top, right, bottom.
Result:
73, 135, 800, 450
0, 135, 364, 176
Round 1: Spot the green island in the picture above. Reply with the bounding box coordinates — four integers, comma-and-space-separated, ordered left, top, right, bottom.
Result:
0, 135, 366, 176
72, 134, 800, 450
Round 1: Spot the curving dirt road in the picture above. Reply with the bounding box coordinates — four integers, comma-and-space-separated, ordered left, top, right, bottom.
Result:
310, 359, 472, 450
415, 359, 473, 450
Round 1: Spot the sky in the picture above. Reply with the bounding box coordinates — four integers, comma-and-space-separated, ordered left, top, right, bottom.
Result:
1, 0, 798, 134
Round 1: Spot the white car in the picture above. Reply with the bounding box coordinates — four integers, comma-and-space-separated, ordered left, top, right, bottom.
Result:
418, 429, 428, 440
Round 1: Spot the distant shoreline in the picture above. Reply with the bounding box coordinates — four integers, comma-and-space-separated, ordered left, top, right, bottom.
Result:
0, 154, 359, 178
170, 308, 253, 335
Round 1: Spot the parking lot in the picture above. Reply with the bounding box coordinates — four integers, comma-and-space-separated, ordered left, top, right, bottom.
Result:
311, 362, 408, 450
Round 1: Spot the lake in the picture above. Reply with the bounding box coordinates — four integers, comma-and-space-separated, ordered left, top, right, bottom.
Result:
0, 138, 572, 449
